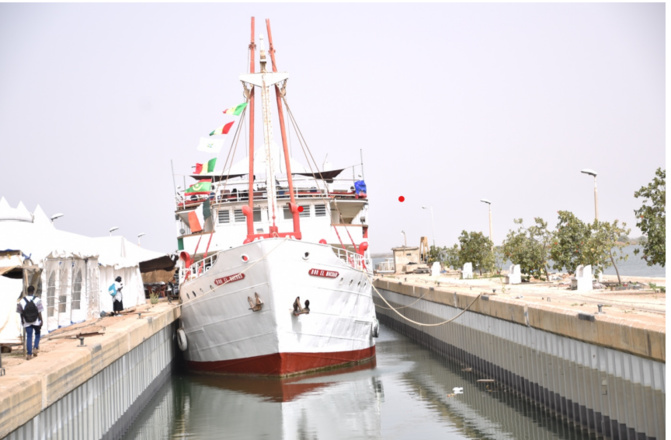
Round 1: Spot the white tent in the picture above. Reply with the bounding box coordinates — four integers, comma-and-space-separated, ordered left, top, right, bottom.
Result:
0, 197, 170, 342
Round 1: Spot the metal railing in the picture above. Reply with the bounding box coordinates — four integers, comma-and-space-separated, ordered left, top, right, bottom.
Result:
331, 246, 367, 271
184, 254, 218, 282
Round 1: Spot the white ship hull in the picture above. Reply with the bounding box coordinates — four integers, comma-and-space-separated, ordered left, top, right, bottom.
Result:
178, 238, 377, 376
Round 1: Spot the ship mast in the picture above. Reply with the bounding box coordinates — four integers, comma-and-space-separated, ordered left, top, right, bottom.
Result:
242, 18, 257, 242
240, 17, 301, 242
266, 19, 302, 239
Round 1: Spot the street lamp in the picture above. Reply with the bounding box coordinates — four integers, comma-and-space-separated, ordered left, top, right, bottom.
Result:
421, 206, 436, 248
400, 230, 407, 247
580, 168, 598, 221
480, 199, 493, 245
50, 213, 64, 223
137, 232, 146, 246
109, 226, 119, 236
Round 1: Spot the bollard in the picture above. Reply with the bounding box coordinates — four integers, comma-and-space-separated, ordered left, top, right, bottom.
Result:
597, 304, 603, 314
77, 337, 86, 347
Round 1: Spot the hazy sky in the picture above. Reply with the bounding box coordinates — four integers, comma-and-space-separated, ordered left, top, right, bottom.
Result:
0, 3, 665, 255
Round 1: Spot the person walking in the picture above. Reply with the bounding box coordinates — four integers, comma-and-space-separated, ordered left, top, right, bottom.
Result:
16, 285, 44, 360
112, 276, 124, 316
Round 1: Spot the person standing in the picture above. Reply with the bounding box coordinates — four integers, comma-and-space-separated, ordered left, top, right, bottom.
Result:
112, 276, 124, 316
16, 285, 43, 360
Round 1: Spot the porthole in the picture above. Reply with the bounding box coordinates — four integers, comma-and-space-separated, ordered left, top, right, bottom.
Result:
302, 252, 310, 260
193, 291, 197, 298
241, 254, 250, 263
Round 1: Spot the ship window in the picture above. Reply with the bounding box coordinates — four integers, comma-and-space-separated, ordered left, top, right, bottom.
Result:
299, 205, 310, 218
234, 209, 245, 222
218, 210, 230, 224
283, 206, 292, 220
253, 208, 261, 222
315, 204, 326, 217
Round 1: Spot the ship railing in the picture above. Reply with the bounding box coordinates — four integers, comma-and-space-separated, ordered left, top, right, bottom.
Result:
185, 254, 218, 281
331, 246, 366, 271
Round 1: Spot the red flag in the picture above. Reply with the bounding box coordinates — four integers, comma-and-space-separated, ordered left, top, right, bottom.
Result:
209, 121, 235, 136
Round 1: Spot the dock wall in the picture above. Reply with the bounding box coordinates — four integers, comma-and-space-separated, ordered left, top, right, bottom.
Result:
1, 304, 181, 439
374, 279, 665, 440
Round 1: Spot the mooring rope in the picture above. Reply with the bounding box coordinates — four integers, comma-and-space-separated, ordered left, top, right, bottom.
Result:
367, 274, 483, 327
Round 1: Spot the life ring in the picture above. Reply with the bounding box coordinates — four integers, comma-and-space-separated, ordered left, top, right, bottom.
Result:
371, 318, 380, 338
176, 328, 188, 351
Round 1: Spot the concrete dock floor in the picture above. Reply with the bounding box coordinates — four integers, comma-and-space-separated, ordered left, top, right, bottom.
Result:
1, 299, 180, 372
374, 273, 666, 332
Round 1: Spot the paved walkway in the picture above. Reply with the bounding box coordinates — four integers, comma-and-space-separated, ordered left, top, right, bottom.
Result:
375, 273, 666, 330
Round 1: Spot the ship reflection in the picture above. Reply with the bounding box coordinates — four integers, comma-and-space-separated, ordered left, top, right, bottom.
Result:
169, 361, 383, 439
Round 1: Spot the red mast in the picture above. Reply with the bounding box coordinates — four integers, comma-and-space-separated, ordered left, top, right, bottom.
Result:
242, 18, 257, 242
265, 18, 302, 240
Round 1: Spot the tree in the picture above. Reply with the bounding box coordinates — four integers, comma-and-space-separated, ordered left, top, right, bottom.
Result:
549, 211, 631, 280
634, 168, 665, 267
456, 230, 495, 275
502, 218, 552, 281
549, 211, 591, 275
443, 244, 461, 270
427, 245, 443, 265
584, 220, 630, 284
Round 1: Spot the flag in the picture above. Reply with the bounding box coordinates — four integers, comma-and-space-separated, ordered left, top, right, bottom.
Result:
188, 203, 205, 232
193, 158, 216, 175
223, 102, 248, 116
197, 137, 226, 153
206, 157, 217, 172
209, 121, 235, 136
185, 180, 212, 194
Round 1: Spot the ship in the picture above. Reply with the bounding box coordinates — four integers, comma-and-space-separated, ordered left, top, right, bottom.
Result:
173, 17, 378, 376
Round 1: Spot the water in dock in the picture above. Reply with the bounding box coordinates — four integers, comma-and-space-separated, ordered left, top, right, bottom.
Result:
123, 323, 596, 439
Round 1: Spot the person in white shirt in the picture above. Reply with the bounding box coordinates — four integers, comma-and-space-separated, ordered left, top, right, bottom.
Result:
16, 285, 44, 360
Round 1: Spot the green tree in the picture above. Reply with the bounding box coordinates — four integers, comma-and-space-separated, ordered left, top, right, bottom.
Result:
583, 220, 630, 284
550, 211, 631, 280
633, 168, 665, 267
549, 211, 591, 275
443, 244, 461, 270
427, 245, 443, 265
456, 230, 495, 275
502, 218, 552, 281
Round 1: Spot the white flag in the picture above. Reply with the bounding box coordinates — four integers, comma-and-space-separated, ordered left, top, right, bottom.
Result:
197, 137, 226, 153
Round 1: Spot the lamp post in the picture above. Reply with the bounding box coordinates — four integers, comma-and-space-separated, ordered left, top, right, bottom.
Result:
50, 213, 64, 223
109, 226, 119, 236
421, 206, 436, 248
580, 169, 598, 221
480, 199, 493, 245
137, 232, 146, 246
400, 230, 407, 247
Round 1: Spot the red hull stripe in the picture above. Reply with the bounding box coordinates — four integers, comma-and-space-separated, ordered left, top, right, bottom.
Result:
187, 346, 376, 376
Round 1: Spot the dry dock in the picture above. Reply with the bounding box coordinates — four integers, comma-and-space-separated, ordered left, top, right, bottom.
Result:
373, 273, 665, 440
0, 301, 181, 439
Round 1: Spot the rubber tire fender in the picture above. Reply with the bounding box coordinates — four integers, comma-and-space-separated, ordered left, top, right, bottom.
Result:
176, 328, 188, 351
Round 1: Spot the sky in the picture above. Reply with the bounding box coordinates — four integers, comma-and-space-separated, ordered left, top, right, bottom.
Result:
0, 2, 665, 256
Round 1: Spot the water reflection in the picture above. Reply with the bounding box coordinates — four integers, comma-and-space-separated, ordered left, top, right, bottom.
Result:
124, 324, 595, 439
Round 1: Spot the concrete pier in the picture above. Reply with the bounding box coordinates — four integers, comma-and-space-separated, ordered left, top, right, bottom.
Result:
0, 301, 181, 439
373, 274, 665, 440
